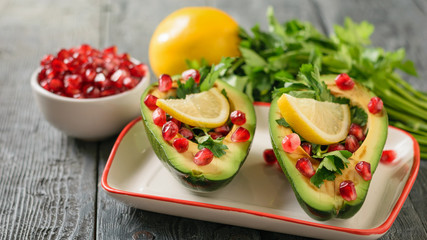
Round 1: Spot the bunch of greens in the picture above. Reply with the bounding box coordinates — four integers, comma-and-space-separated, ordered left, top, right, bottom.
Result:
218, 7, 427, 159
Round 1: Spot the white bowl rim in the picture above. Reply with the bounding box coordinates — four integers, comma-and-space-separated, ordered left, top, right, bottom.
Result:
30, 58, 150, 103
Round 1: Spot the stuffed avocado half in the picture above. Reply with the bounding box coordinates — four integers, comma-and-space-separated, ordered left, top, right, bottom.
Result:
269, 67, 388, 220
140, 77, 256, 192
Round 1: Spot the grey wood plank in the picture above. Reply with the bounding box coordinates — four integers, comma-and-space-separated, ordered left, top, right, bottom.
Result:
0, 0, 100, 239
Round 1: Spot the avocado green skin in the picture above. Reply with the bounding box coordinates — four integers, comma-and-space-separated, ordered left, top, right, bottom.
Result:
140, 80, 256, 192
269, 81, 388, 221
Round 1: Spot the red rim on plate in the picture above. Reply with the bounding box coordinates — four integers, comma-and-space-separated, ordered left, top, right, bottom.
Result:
101, 102, 420, 236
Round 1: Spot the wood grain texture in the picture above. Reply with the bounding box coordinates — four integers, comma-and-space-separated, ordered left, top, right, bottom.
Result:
0, 0, 99, 239
0, 0, 426, 239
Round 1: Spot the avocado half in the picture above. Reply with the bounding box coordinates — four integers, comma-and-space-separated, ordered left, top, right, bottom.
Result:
140, 80, 256, 192
269, 75, 388, 220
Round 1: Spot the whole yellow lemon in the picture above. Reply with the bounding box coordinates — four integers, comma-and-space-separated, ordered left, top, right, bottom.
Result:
149, 7, 241, 77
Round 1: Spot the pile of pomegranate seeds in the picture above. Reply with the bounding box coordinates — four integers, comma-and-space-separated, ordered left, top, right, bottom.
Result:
368, 97, 383, 114
295, 157, 315, 178
263, 149, 277, 164
194, 148, 214, 166
380, 150, 397, 164
37, 44, 147, 98
281, 133, 301, 153
355, 161, 372, 181
339, 180, 357, 201
335, 73, 355, 90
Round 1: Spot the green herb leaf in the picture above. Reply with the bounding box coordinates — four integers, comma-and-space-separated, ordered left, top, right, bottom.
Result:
176, 77, 199, 99
276, 118, 290, 127
200, 57, 234, 92
351, 106, 368, 126
196, 135, 229, 158
310, 150, 351, 188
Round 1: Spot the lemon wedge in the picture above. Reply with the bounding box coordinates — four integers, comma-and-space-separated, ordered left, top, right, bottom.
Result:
277, 94, 350, 145
156, 88, 230, 128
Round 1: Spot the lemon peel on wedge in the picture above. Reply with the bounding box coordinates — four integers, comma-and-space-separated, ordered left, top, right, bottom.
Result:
156, 88, 230, 128
277, 94, 350, 145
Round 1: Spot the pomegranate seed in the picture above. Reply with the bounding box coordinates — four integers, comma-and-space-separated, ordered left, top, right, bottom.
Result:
214, 125, 230, 135
339, 180, 357, 201
84, 68, 96, 82
296, 157, 315, 178
123, 77, 139, 89
328, 143, 346, 152
51, 58, 68, 73
40, 80, 50, 91
152, 108, 166, 127
380, 150, 397, 164
355, 161, 372, 181
103, 46, 117, 56
231, 127, 250, 142
281, 133, 301, 153
64, 74, 83, 88
130, 64, 147, 77
209, 132, 223, 140
345, 135, 360, 153
48, 78, 64, 92
193, 148, 214, 166
158, 74, 172, 92
179, 128, 193, 140
230, 110, 246, 125
162, 121, 179, 141
169, 118, 181, 129
301, 142, 312, 155
40, 54, 54, 66
368, 97, 383, 114
100, 88, 119, 97
111, 69, 128, 87
144, 94, 158, 110
263, 149, 277, 164
182, 69, 201, 83
349, 123, 365, 141
57, 49, 71, 60
172, 138, 189, 153
335, 73, 354, 90
83, 85, 100, 98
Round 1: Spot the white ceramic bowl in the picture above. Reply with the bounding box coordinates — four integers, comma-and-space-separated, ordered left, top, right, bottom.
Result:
30, 64, 150, 141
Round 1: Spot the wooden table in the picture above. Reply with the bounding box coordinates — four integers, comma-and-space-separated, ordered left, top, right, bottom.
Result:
1, 0, 426, 239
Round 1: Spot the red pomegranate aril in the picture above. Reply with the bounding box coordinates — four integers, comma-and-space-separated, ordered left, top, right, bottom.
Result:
295, 157, 315, 178
57, 49, 71, 60
103, 46, 117, 56
152, 108, 166, 127
100, 88, 118, 97
123, 77, 139, 89
65, 84, 81, 97
179, 128, 193, 140
40, 54, 54, 66
339, 181, 357, 201
328, 143, 346, 152
335, 73, 354, 90
84, 68, 96, 82
230, 110, 246, 125
231, 127, 250, 142
380, 150, 397, 164
345, 135, 360, 153
158, 74, 172, 92
144, 94, 158, 110
173, 138, 189, 153
94, 73, 106, 85
355, 161, 372, 181
83, 85, 100, 98
64, 74, 83, 88
368, 97, 383, 114
193, 148, 214, 166
170, 118, 181, 129
162, 121, 179, 141
130, 64, 147, 78
349, 123, 365, 141
51, 58, 68, 73
263, 149, 277, 165
209, 132, 223, 140
301, 142, 312, 155
282, 133, 301, 153
182, 69, 201, 83
214, 125, 230, 135
49, 78, 64, 92
40, 80, 50, 91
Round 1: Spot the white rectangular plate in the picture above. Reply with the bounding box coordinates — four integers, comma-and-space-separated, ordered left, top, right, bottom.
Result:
102, 105, 420, 240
